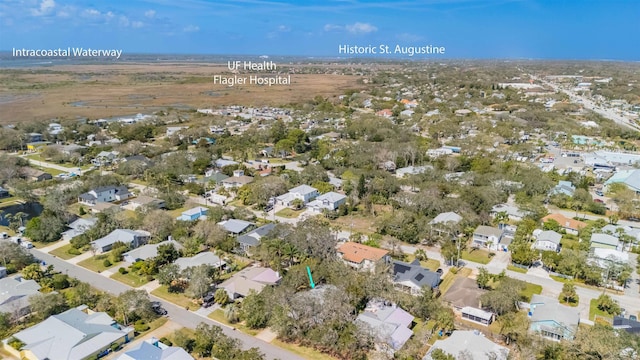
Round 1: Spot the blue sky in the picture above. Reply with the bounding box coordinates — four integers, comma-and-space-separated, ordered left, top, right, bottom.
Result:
1, 0, 638, 60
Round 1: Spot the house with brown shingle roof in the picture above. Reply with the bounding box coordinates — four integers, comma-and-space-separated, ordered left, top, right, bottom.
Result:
337, 242, 390, 272
542, 214, 587, 235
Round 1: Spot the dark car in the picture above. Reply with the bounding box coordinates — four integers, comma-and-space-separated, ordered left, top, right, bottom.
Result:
151, 301, 168, 315
436, 268, 443, 274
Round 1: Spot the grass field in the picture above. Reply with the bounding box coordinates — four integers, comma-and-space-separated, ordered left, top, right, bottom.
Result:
78, 255, 119, 273
271, 339, 337, 360
207, 309, 259, 336
0, 64, 363, 124
520, 283, 543, 302
151, 286, 196, 310
110, 269, 151, 287
461, 248, 492, 265
589, 298, 613, 321
559, 294, 579, 307
507, 265, 528, 273
49, 243, 83, 260
275, 208, 304, 218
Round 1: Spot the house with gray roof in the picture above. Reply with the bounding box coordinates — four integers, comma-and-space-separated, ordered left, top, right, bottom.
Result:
590, 233, 621, 250
218, 266, 281, 300
116, 337, 193, 360
550, 180, 576, 197
61, 217, 98, 241
306, 191, 347, 213
424, 330, 509, 360
123, 239, 183, 264
529, 294, 580, 341
604, 169, 640, 194
174, 252, 226, 272
490, 203, 528, 221
392, 259, 441, 295
356, 300, 414, 352
532, 230, 562, 252
0, 276, 41, 318
218, 219, 254, 235
472, 226, 503, 249
237, 223, 276, 254
276, 184, 320, 207
91, 229, 151, 254
78, 185, 132, 206
429, 212, 463, 225
4, 305, 133, 360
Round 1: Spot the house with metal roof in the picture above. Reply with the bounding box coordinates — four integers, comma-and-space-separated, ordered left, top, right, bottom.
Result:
116, 337, 193, 360
123, 239, 183, 264
429, 212, 463, 225
604, 169, 640, 194
613, 316, 640, 335
550, 180, 576, 197
424, 330, 509, 360
237, 223, 276, 254
529, 294, 580, 341
472, 226, 503, 249
392, 259, 441, 295
91, 229, 151, 254
275, 184, 319, 207
306, 191, 347, 213
78, 185, 132, 206
218, 219, 254, 235
356, 300, 414, 352
590, 233, 621, 250
4, 305, 133, 360
461, 307, 494, 326
61, 217, 98, 241
176, 207, 208, 222
0, 276, 41, 318
532, 230, 562, 252
174, 252, 226, 272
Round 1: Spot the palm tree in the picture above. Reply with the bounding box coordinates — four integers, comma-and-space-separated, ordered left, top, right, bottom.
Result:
14, 212, 27, 227
414, 249, 428, 261
282, 243, 300, 267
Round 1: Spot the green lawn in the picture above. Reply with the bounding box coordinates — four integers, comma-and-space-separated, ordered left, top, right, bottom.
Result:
78, 255, 119, 273
207, 309, 259, 336
589, 298, 613, 322
520, 282, 543, 302
275, 208, 304, 218
461, 248, 492, 265
111, 269, 151, 287
151, 286, 196, 310
49, 243, 84, 260
507, 265, 528, 274
136, 317, 168, 335
550, 275, 572, 283
405, 255, 440, 272
271, 339, 337, 360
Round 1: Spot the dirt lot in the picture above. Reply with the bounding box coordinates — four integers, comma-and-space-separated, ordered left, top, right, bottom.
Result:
0, 63, 364, 124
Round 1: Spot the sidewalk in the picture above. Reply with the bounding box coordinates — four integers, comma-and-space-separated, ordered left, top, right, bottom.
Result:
39, 239, 70, 253
67, 251, 93, 264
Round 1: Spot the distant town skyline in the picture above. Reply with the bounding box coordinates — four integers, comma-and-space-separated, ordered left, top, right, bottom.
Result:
1, 0, 639, 60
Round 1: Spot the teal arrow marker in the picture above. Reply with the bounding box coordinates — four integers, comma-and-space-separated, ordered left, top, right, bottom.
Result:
306, 266, 315, 289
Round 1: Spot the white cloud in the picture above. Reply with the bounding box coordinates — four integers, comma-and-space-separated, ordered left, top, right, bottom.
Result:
277, 25, 290, 32
183, 25, 199, 32
132, 21, 144, 28
345, 22, 377, 34
144, 10, 156, 18
119, 15, 130, 27
82, 8, 101, 17
31, 0, 56, 17
323, 24, 342, 32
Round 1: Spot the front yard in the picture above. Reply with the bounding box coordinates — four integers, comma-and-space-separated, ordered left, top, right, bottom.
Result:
589, 298, 613, 322
461, 248, 493, 265
275, 208, 304, 218
110, 268, 151, 287
208, 308, 259, 336
49, 243, 84, 260
520, 282, 543, 302
78, 255, 120, 273
151, 286, 197, 310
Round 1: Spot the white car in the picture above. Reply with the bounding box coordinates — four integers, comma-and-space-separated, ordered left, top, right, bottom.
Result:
21, 241, 34, 249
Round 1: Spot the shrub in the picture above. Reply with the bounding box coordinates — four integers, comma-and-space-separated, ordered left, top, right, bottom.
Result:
134, 320, 150, 332
449, 267, 458, 274
78, 206, 86, 216
68, 247, 81, 255
103, 259, 112, 267
118, 267, 128, 274
159, 337, 173, 346
8, 337, 25, 350
110, 342, 121, 352
146, 275, 154, 282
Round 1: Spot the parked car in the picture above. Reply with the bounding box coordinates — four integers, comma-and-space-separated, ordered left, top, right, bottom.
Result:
151, 301, 168, 315
21, 241, 34, 249
630, 315, 637, 322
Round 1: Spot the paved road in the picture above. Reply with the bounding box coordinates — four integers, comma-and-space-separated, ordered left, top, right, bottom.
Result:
29, 249, 302, 360
24, 158, 81, 173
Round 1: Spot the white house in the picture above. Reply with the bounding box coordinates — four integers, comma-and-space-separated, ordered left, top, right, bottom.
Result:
78, 185, 132, 206
472, 226, 503, 249
275, 185, 319, 207
91, 229, 151, 254
532, 230, 562, 252
220, 170, 254, 189
306, 192, 347, 212
166, 126, 188, 137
